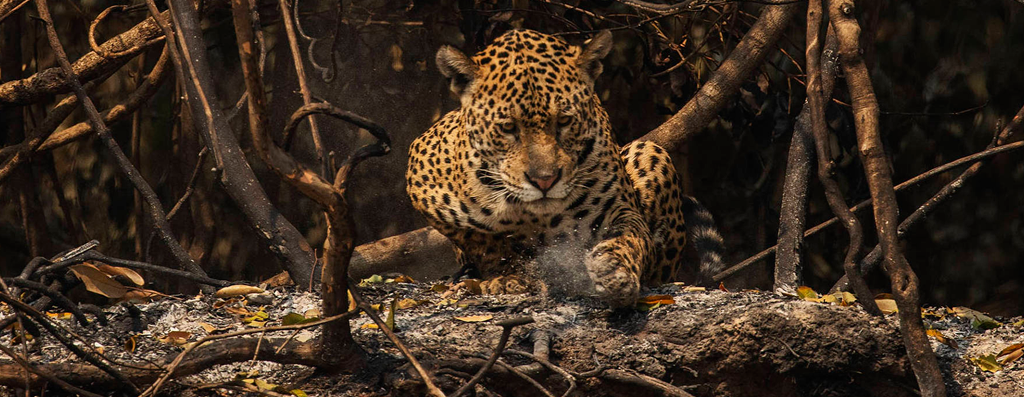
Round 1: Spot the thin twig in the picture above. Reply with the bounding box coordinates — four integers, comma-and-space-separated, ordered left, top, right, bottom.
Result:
165, 146, 209, 220
503, 350, 577, 397
0, 343, 104, 397
452, 317, 534, 397
599, 368, 696, 397
33, 251, 231, 287
3, 278, 91, 326
139, 308, 361, 397
832, 104, 1024, 292
0, 290, 139, 393
714, 139, 1024, 282
89, 5, 165, 59
30, 3, 206, 278
278, 0, 328, 176
349, 284, 445, 397
491, 359, 557, 397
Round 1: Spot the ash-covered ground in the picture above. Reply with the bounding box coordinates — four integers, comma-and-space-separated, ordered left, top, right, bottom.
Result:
1, 278, 1022, 396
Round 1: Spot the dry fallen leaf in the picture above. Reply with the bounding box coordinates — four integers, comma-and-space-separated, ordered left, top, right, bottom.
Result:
952, 307, 1002, 330
224, 306, 253, 316
874, 299, 898, 314
199, 322, 217, 333
94, 263, 144, 286
396, 298, 430, 310
124, 335, 137, 352
460, 279, 483, 295
926, 329, 958, 349
391, 275, 415, 283
215, 285, 265, 298
683, 286, 706, 293
797, 286, 819, 301
121, 288, 163, 303
970, 354, 1002, 372
455, 315, 493, 323
158, 331, 191, 346
70, 263, 127, 298
997, 343, 1024, 365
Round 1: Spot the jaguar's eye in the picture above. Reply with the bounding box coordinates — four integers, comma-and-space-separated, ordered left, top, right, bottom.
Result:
498, 121, 517, 134
556, 115, 573, 128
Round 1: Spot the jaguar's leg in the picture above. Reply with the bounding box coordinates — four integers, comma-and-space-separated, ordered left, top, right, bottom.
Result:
584, 208, 652, 307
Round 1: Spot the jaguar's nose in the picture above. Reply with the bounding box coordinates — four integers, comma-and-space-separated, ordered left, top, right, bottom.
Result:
525, 168, 562, 192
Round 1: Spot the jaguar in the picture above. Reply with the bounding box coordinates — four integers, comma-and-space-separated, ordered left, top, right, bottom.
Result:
406, 29, 725, 307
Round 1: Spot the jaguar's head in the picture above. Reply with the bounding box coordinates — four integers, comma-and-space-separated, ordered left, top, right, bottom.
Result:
436, 29, 613, 206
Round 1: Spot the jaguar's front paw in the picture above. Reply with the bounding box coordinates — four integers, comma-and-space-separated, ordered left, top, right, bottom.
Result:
479, 275, 529, 295
585, 250, 640, 308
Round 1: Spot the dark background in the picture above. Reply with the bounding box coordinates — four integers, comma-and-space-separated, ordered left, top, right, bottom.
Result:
1, 0, 1022, 315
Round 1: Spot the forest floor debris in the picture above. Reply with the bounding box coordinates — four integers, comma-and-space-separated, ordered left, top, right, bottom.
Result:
1, 278, 1022, 396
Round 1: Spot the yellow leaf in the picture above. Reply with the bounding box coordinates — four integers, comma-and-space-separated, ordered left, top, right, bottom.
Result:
430, 284, 450, 293
254, 379, 276, 391
397, 298, 430, 310
455, 315, 493, 323
874, 299, 898, 314
124, 335, 136, 352
360, 323, 379, 329
386, 299, 397, 330
796, 286, 819, 301
281, 313, 302, 325
93, 263, 144, 286
215, 285, 265, 298
290, 389, 308, 397
822, 294, 839, 304
926, 329, 958, 349
970, 354, 1002, 372
683, 286, 706, 293
840, 292, 857, 305
46, 312, 72, 319
70, 263, 127, 298
304, 309, 321, 319
243, 310, 269, 324
359, 275, 384, 286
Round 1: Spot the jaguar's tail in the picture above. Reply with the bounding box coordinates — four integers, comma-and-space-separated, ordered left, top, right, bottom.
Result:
680, 195, 726, 285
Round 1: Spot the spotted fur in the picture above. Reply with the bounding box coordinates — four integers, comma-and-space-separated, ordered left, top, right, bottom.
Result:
406, 29, 724, 307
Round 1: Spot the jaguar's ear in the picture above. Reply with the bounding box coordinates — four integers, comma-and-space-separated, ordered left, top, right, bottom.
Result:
436, 45, 478, 100
577, 30, 613, 84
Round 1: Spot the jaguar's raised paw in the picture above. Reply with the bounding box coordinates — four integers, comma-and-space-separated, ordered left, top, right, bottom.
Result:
585, 250, 640, 308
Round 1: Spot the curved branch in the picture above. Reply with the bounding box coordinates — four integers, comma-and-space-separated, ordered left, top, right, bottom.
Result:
89, 5, 165, 59
639, 3, 798, 150
0, 7, 170, 106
